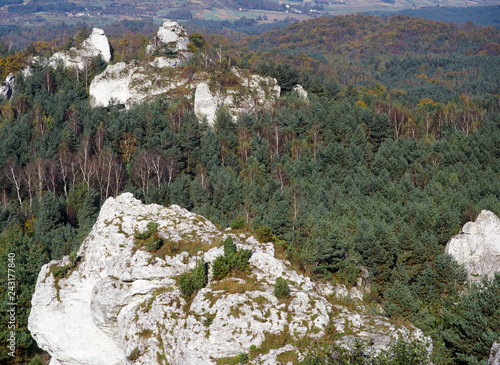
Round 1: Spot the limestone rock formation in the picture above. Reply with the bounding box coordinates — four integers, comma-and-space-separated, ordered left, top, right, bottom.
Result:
488, 339, 500, 365
89, 62, 188, 108
194, 81, 218, 125
0, 73, 14, 100
29, 193, 429, 365
147, 20, 190, 55
90, 63, 280, 124
49, 28, 111, 70
193, 70, 281, 126
292, 84, 309, 103
88, 20, 279, 122
445, 210, 500, 281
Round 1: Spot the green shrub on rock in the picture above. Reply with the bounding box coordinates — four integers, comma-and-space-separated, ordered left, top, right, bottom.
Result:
179, 260, 207, 298
212, 255, 231, 281
212, 237, 252, 281
274, 277, 290, 299
223, 236, 237, 256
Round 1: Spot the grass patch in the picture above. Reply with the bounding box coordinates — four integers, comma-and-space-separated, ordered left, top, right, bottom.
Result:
137, 329, 153, 339
210, 275, 263, 294
160, 238, 219, 258
277, 350, 298, 363
47, 251, 80, 301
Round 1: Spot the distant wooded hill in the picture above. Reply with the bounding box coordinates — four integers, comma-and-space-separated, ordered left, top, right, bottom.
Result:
366, 5, 500, 28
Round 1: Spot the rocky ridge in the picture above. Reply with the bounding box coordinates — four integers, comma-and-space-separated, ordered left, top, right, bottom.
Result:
445, 210, 500, 281
29, 193, 429, 365
89, 21, 280, 124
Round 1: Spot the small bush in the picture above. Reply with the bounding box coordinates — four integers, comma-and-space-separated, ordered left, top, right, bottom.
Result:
179, 260, 208, 298
230, 218, 245, 229
212, 255, 231, 281
191, 259, 208, 292
135, 222, 164, 253
212, 238, 252, 281
179, 272, 194, 297
255, 226, 273, 242
127, 347, 140, 361
203, 314, 215, 327
274, 277, 290, 299
134, 222, 159, 240
237, 352, 249, 364
229, 249, 252, 272
223, 236, 237, 256
146, 233, 163, 252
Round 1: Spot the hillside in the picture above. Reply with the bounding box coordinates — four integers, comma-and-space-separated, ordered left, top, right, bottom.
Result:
0, 16, 499, 365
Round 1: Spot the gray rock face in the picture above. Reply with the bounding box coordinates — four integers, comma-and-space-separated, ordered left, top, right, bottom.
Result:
489, 339, 500, 365
445, 210, 500, 281
0, 73, 14, 100
29, 193, 430, 365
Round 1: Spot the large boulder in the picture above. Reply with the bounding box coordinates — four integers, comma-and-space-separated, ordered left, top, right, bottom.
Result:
29, 193, 429, 365
445, 210, 500, 281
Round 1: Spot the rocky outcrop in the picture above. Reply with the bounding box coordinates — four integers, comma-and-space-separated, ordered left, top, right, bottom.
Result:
0, 73, 14, 100
90, 63, 280, 124
89, 62, 190, 107
445, 210, 500, 281
489, 339, 500, 365
193, 70, 281, 125
29, 193, 429, 365
194, 81, 218, 125
49, 28, 111, 70
88, 21, 280, 123
147, 20, 190, 55
292, 84, 309, 103
146, 20, 192, 69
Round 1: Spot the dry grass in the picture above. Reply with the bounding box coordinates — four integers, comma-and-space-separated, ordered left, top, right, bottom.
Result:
156, 238, 220, 258
210, 275, 263, 294
277, 350, 299, 363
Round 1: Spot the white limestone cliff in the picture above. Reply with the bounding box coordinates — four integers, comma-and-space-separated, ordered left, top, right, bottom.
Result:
49, 28, 111, 70
194, 81, 218, 125
0, 73, 14, 100
445, 210, 500, 281
29, 193, 429, 365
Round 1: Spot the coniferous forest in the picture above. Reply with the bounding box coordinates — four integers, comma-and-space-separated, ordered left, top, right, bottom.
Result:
0, 14, 499, 365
